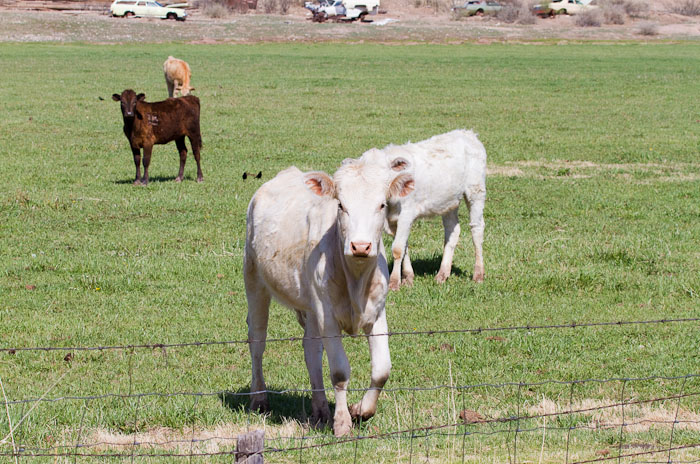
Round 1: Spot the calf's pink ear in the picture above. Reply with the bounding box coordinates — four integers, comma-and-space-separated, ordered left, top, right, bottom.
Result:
112, 94, 121, 102
304, 172, 335, 197
390, 157, 410, 171
389, 173, 414, 198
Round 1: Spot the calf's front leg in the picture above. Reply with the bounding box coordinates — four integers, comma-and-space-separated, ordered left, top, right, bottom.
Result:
350, 312, 391, 421
131, 146, 142, 185
436, 208, 461, 284
320, 321, 352, 437
302, 315, 331, 427
141, 145, 153, 185
389, 216, 414, 291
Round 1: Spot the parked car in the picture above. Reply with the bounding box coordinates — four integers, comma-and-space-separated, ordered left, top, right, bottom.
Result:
531, 2, 553, 16
452, 0, 502, 17
110, 0, 188, 20
304, 0, 379, 20
545, 0, 597, 14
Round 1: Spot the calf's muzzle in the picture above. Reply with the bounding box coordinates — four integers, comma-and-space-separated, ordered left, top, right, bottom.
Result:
350, 241, 372, 258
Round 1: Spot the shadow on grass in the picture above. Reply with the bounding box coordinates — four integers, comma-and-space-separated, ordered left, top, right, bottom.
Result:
220, 387, 335, 426
392, 255, 466, 279
113, 175, 188, 184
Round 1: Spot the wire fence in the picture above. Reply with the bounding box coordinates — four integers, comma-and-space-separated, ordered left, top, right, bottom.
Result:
2, 316, 699, 462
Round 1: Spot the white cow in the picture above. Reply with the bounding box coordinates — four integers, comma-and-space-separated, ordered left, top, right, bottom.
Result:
244, 162, 414, 437
360, 129, 487, 290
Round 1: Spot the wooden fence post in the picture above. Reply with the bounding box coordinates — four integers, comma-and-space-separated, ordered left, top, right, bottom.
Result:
235, 429, 264, 463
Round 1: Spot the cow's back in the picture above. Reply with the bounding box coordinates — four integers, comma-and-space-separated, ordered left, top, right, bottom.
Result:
163, 57, 190, 82
384, 129, 485, 218
134, 97, 200, 143
245, 167, 338, 310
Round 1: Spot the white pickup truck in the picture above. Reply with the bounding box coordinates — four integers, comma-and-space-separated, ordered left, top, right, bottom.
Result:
305, 0, 380, 20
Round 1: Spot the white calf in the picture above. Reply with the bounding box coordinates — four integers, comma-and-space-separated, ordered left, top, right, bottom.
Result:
244, 162, 414, 437
360, 129, 487, 290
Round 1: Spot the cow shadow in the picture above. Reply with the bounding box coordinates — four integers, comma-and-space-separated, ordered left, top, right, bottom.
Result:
392, 255, 466, 279
220, 387, 335, 426
113, 175, 187, 184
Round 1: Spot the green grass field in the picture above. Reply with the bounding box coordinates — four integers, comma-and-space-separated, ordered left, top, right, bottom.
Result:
1, 42, 699, 462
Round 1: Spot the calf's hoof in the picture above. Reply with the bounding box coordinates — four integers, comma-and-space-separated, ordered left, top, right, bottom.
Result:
388, 278, 401, 292
435, 271, 449, 284
133, 179, 143, 186
349, 402, 376, 422
196, 176, 204, 183
401, 275, 414, 288
310, 405, 332, 429
249, 396, 270, 413
174, 176, 183, 183
333, 412, 352, 437
473, 268, 484, 283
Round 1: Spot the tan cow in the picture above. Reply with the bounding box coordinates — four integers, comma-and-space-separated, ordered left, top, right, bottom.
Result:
244, 162, 414, 437
163, 56, 194, 98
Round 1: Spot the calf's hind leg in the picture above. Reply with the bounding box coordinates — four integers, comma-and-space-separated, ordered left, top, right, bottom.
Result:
245, 270, 272, 413
466, 187, 486, 282
188, 133, 203, 183
175, 137, 187, 182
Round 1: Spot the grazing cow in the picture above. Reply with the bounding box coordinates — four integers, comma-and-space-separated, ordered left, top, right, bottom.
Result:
163, 56, 194, 97
244, 162, 414, 437
360, 129, 487, 289
112, 89, 203, 185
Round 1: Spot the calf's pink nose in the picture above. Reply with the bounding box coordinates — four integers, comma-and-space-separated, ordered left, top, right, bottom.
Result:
351, 242, 372, 257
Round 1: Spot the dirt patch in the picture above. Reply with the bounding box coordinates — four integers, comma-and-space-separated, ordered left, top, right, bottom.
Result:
487, 160, 700, 182
83, 419, 304, 454
528, 397, 700, 432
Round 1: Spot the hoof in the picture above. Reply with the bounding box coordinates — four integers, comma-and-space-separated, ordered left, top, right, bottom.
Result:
472, 273, 484, 283
333, 419, 352, 437
174, 176, 183, 183
133, 179, 143, 186
310, 407, 332, 429
196, 176, 204, 183
389, 279, 401, 291
435, 271, 449, 284
349, 402, 376, 422
249, 396, 270, 414
401, 275, 414, 288
333, 408, 352, 437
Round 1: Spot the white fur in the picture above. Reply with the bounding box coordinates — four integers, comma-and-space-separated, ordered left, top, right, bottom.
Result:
244, 163, 413, 437
360, 129, 487, 289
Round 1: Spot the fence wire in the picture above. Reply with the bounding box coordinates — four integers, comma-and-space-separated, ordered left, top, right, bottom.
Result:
2, 316, 699, 462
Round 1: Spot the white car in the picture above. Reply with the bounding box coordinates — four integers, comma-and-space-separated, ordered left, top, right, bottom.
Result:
548, 0, 597, 14
110, 0, 188, 20
305, 0, 379, 20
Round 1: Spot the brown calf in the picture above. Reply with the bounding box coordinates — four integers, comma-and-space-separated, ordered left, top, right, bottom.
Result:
163, 56, 194, 98
112, 89, 203, 185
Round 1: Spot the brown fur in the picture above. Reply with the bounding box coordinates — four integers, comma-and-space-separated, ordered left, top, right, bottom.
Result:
112, 89, 203, 185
